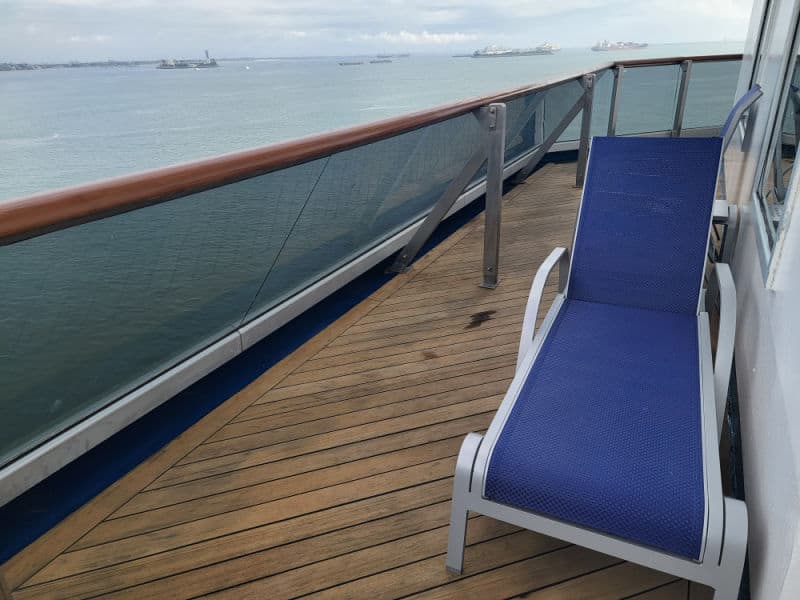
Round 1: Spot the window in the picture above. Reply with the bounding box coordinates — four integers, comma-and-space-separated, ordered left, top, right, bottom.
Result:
754, 8, 800, 279
757, 56, 799, 250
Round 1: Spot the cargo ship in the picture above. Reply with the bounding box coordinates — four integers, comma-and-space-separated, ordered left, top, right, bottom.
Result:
472, 44, 553, 57
591, 40, 648, 51
537, 42, 560, 52
157, 50, 218, 69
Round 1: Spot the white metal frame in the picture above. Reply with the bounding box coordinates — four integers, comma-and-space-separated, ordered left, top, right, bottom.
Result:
446, 158, 747, 600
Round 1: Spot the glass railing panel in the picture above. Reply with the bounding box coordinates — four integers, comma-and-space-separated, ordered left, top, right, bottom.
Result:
590, 69, 614, 137
245, 112, 485, 319
557, 70, 613, 142
544, 79, 585, 142
683, 60, 742, 130
616, 64, 681, 135
0, 159, 326, 467
504, 91, 542, 163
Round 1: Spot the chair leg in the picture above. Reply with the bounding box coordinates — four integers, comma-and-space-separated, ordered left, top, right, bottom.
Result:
446, 433, 483, 574
713, 497, 748, 600
446, 496, 468, 574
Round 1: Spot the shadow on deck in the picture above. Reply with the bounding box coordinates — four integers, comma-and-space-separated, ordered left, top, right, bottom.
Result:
0, 163, 712, 599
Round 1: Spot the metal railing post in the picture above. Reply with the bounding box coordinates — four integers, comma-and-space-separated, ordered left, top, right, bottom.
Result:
671, 60, 693, 137
481, 103, 507, 289
576, 73, 595, 187
607, 65, 624, 136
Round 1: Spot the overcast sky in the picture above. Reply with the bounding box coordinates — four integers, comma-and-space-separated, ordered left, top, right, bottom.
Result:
2, 0, 753, 62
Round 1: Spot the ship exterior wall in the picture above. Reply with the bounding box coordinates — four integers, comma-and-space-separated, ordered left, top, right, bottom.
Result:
728, 0, 800, 598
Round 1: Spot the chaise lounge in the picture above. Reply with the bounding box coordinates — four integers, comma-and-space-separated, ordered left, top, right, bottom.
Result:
446, 132, 751, 598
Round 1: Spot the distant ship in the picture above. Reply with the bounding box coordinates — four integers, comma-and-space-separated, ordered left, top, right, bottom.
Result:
376, 53, 410, 59
591, 40, 648, 51
472, 44, 553, 58
339, 61, 363, 66
536, 42, 560, 53
158, 50, 218, 69
370, 59, 392, 64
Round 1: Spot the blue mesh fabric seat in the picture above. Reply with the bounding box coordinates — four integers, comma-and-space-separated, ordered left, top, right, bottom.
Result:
485, 136, 722, 560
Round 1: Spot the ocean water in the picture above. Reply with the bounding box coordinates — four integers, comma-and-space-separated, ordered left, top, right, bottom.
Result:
0, 41, 742, 201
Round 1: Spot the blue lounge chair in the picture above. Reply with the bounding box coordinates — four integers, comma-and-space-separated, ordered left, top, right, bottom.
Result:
446, 135, 748, 598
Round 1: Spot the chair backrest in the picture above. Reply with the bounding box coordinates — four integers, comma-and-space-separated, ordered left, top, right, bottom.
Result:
720, 84, 763, 151
567, 136, 721, 315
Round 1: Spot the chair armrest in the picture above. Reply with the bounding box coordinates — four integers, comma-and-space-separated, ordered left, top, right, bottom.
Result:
712, 262, 737, 439
517, 247, 569, 369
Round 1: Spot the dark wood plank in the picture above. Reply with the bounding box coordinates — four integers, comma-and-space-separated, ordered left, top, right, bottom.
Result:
629, 580, 689, 599
407, 545, 620, 599
510, 562, 678, 599
206, 527, 563, 600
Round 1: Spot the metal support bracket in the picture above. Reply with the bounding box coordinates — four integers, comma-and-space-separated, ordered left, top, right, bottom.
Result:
671, 60, 693, 137
576, 73, 595, 187
387, 104, 506, 277
607, 65, 624, 136
515, 89, 587, 183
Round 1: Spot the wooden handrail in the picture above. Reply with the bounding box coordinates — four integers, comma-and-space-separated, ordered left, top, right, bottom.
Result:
615, 53, 742, 68
0, 53, 742, 246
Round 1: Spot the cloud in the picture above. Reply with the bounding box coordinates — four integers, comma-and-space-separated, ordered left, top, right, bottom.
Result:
358, 30, 478, 45
67, 33, 111, 43
1, 0, 750, 61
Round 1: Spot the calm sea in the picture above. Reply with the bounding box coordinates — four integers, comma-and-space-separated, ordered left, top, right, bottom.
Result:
0, 41, 742, 201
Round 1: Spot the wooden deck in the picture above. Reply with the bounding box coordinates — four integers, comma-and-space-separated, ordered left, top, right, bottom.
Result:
0, 162, 713, 599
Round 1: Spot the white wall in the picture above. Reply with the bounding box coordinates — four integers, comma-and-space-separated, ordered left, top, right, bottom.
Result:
731, 181, 800, 600
726, 1, 800, 598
